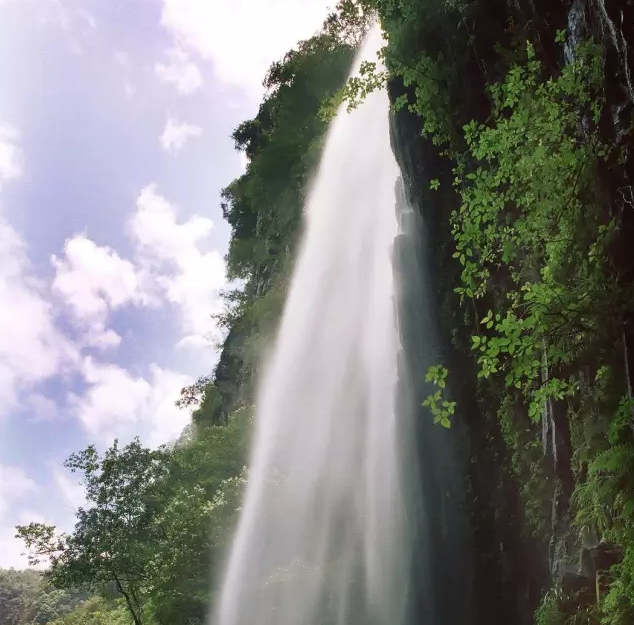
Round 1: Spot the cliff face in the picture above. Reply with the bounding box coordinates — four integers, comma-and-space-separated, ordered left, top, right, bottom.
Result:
208, 2, 634, 622
391, 79, 545, 625
388, 0, 634, 623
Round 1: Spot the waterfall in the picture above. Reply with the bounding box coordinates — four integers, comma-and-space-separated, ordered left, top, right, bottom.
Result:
212, 27, 412, 625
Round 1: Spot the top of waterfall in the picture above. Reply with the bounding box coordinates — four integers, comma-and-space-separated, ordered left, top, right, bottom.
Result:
352, 23, 388, 75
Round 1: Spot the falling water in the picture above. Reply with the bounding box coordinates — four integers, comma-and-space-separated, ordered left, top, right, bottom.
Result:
213, 27, 411, 625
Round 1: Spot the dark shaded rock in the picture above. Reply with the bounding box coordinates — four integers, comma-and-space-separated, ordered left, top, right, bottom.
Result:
387, 0, 634, 623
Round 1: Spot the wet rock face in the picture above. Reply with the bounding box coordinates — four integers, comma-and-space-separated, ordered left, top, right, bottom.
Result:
389, 77, 544, 625
388, 0, 634, 623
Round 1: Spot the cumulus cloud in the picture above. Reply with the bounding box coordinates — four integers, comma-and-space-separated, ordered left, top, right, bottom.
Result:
160, 118, 202, 153
130, 184, 226, 348
24, 392, 60, 423
0, 129, 78, 418
0, 464, 37, 518
0, 241, 77, 417
51, 464, 86, 513
0, 508, 56, 570
160, 0, 334, 102
0, 124, 221, 455
69, 357, 192, 447
155, 46, 202, 95
49, 186, 226, 445
0, 468, 40, 569
51, 185, 226, 355
51, 235, 147, 349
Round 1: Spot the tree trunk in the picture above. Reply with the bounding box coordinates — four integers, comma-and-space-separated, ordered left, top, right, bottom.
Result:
114, 575, 143, 625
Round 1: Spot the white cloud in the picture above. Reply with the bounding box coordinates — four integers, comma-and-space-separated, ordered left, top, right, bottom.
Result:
240, 150, 249, 173
130, 184, 226, 347
0, 210, 78, 419
0, 529, 30, 568
0, 466, 39, 568
160, 118, 202, 153
155, 46, 202, 95
52, 236, 141, 317
51, 235, 145, 350
52, 464, 86, 512
25, 392, 60, 423
0, 464, 37, 518
51, 185, 226, 359
160, 0, 334, 102
69, 357, 192, 446
0, 123, 23, 187
0, 508, 54, 569
0, 122, 79, 420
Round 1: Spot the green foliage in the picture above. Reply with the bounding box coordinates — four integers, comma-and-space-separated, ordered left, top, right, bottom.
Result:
0, 570, 88, 625
222, 34, 355, 283
447, 34, 634, 625
451, 40, 617, 433
16, 407, 251, 625
0, 569, 43, 625
533, 587, 603, 625
322, 0, 374, 46
17, 440, 170, 625
600, 547, 634, 625
48, 597, 129, 625
351, 4, 634, 617
144, 468, 248, 625
210, 27, 357, 414
176, 375, 226, 427
498, 397, 552, 537
422, 365, 455, 428
321, 58, 388, 120
571, 394, 634, 625
447, 36, 634, 622
556, 29, 567, 44
535, 590, 566, 625
332, 0, 469, 145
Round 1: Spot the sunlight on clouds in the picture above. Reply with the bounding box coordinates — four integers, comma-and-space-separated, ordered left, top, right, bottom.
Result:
155, 46, 203, 95
51, 463, 86, 513
51, 187, 226, 444
0, 219, 79, 418
0, 464, 37, 518
69, 357, 153, 435
131, 184, 213, 261
0, 467, 39, 568
0, 509, 52, 570
160, 0, 334, 102
69, 357, 192, 447
52, 185, 228, 353
51, 185, 226, 369
0, 124, 205, 456
160, 118, 202, 153
130, 184, 227, 348
51, 235, 146, 350
0, 124, 78, 418
25, 392, 60, 423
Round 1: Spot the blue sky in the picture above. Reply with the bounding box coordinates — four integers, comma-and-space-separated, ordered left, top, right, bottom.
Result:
0, 0, 334, 567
